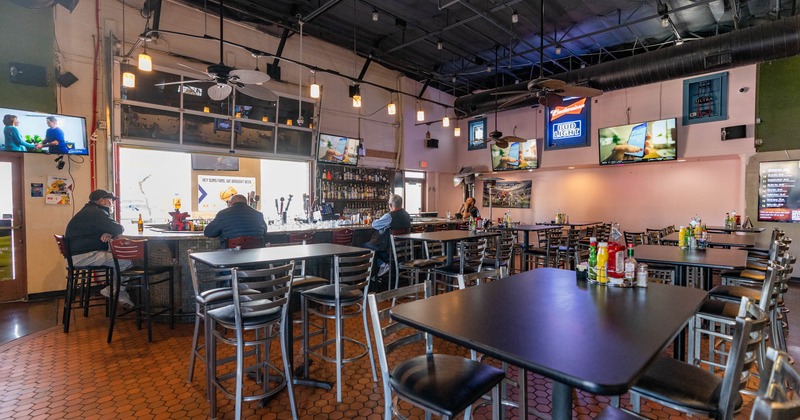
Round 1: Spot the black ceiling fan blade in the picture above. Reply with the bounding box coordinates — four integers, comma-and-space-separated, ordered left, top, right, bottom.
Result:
154, 79, 211, 86
557, 85, 604, 98
492, 90, 530, 96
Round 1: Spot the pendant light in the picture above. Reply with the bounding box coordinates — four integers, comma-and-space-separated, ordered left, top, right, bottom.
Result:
416, 101, 424, 121
122, 72, 136, 88
442, 116, 450, 127
454, 127, 461, 137
310, 74, 320, 98
138, 50, 152, 71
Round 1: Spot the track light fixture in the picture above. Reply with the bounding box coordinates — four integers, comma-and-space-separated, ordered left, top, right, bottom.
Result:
349, 85, 362, 107
387, 102, 396, 115
372, 9, 379, 21
138, 51, 152, 71
657, 3, 669, 27
555, 44, 562, 55
511, 10, 519, 24
437, 40, 443, 50
442, 116, 450, 127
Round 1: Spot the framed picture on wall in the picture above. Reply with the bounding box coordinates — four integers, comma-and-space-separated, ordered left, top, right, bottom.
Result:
482, 180, 532, 208
468, 118, 487, 150
682, 72, 729, 125
545, 97, 591, 150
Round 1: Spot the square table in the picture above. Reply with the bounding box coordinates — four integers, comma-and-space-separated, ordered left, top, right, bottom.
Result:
704, 225, 766, 234
633, 244, 749, 289
390, 268, 707, 420
661, 232, 756, 248
394, 230, 500, 267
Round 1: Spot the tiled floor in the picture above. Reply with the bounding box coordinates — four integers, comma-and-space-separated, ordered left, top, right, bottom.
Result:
0, 279, 798, 419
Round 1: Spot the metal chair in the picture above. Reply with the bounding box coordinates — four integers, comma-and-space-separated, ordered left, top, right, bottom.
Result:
434, 223, 450, 231
206, 263, 298, 420
54, 235, 113, 333
226, 235, 265, 249
390, 235, 441, 290
368, 281, 504, 420
482, 231, 516, 278
629, 297, 768, 419
750, 347, 800, 420
301, 250, 377, 402
431, 237, 490, 293
108, 237, 175, 343
645, 228, 663, 245
623, 231, 646, 246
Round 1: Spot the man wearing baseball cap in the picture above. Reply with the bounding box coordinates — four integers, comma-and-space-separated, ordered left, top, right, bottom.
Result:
65, 189, 134, 307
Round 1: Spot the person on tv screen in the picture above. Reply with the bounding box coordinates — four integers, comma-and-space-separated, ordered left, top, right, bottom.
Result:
602, 137, 652, 163
41, 116, 70, 155
3, 114, 37, 152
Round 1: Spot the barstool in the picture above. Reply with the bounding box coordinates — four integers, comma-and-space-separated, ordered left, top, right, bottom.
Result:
108, 237, 175, 343
301, 250, 377, 402
54, 235, 113, 333
331, 228, 353, 245
226, 235, 265, 249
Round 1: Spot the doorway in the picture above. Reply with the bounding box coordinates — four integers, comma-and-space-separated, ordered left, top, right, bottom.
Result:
401, 171, 426, 214
0, 154, 27, 301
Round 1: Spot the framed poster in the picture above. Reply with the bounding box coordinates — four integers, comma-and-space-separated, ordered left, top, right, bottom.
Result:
545, 97, 591, 150
682, 72, 728, 125
468, 118, 487, 150
482, 180, 532, 208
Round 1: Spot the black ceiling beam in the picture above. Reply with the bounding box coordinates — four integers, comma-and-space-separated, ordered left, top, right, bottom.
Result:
302, 0, 343, 23
357, 55, 373, 81
417, 79, 431, 99
269, 27, 290, 79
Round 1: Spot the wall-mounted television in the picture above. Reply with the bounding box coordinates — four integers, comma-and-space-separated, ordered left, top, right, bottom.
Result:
758, 160, 800, 223
598, 117, 677, 165
317, 133, 359, 166
1, 107, 89, 155
490, 138, 538, 171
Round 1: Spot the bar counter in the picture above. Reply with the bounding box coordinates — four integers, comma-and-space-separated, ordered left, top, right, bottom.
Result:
121, 217, 456, 318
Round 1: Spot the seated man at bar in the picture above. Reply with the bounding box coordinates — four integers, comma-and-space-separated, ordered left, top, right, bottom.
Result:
457, 196, 481, 219
203, 194, 268, 247
65, 189, 134, 307
363, 194, 412, 278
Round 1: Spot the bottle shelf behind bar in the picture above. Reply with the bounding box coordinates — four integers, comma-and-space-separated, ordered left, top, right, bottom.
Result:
318, 163, 394, 217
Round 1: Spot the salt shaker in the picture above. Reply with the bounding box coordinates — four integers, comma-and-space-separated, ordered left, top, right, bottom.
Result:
636, 263, 648, 287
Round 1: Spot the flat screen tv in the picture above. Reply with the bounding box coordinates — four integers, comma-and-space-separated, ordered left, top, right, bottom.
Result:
0, 107, 89, 155
317, 133, 359, 166
490, 138, 538, 171
598, 117, 677, 165
758, 160, 800, 223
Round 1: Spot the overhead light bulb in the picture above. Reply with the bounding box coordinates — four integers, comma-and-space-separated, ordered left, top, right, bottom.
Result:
511, 11, 519, 24
454, 127, 461, 137
372, 9, 379, 21
555, 45, 562, 55
437, 40, 443, 50
417, 109, 425, 122
675, 38, 684, 45
387, 102, 396, 115
486, 65, 493, 73
203, 106, 210, 113
122, 72, 135, 88
310, 82, 320, 98
138, 52, 152, 71
661, 15, 669, 27
580, 62, 586, 69
352, 94, 362, 108
442, 116, 450, 127
297, 115, 304, 126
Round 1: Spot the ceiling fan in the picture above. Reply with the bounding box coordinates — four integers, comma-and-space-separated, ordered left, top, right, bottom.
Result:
486, 47, 525, 149
493, 0, 603, 111
155, 0, 276, 102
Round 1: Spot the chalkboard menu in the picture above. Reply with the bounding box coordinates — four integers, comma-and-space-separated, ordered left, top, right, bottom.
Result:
758, 160, 800, 223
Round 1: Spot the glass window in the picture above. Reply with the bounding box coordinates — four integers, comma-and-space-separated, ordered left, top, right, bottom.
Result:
121, 105, 180, 142
260, 160, 309, 221
183, 82, 228, 113
237, 92, 277, 123
118, 147, 191, 224
235, 121, 275, 152
120, 64, 182, 107
276, 128, 313, 156
278, 97, 314, 128
182, 113, 233, 148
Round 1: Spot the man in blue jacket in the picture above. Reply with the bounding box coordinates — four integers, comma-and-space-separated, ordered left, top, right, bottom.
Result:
203, 194, 268, 247
41, 116, 70, 155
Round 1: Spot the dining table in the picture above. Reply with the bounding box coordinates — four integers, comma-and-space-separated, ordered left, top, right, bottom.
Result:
704, 225, 766, 234
393, 229, 500, 267
189, 243, 368, 392
661, 232, 757, 248
390, 268, 708, 420
633, 244, 749, 290
496, 224, 561, 270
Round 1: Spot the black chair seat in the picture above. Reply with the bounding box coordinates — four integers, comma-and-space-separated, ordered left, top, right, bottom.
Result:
432, 265, 479, 275
197, 287, 260, 304
400, 259, 441, 269
632, 356, 743, 414
697, 298, 741, 319
708, 284, 761, 303
207, 303, 281, 327
291, 275, 328, 290
121, 265, 173, 279
302, 284, 362, 303
481, 258, 507, 267
390, 354, 505, 417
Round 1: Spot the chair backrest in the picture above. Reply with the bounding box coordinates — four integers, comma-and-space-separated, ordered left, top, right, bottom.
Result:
288, 232, 314, 244
230, 262, 294, 328
751, 347, 800, 420
109, 237, 147, 270
645, 229, 662, 245
331, 228, 354, 245
390, 235, 416, 267
493, 232, 515, 269
411, 225, 427, 233
226, 235, 265, 250
54, 235, 75, 269
368, 281, 432, 411
335, 250, 374, 293
459, 237, 487, 273
623, 231, 646, 246
664, 225, 677, 235
434, 223, 450, 231
187, 248, 234, 297
457, 222, 470, 231
718, 297, 769, 419
424, 240, 445, 259
545, 229, 563, 261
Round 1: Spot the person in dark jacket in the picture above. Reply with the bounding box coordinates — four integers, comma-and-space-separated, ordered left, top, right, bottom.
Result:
203, 194, 268, 247
363, 194, 412, 277
65, 189, 133, 307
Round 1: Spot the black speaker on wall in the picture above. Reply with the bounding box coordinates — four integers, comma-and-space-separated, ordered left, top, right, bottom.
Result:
57, 71, 78, 88
721, 125, 747, 140
9, 62, 48, 87
426, 138, 439, 148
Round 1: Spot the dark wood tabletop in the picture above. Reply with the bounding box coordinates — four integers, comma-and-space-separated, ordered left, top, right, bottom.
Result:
632, 244, 749, 270
188, 243, 367, 268
704, 225, 766, 234
393, 230, 499, 242
390, 268, 707, 419
497, 224, 562, 232
661, 232, 756, 248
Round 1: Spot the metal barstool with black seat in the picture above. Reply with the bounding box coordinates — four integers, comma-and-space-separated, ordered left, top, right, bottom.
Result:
206, 263, 298, 420
391, 234, 442, 290
54, 235, 113, 333
431, 237, 491, 293
108, 237, 175, 343
482, 231, 516, 279
750, 347, 800, 419
368, 280, 504, 420
301, 249, 377, 402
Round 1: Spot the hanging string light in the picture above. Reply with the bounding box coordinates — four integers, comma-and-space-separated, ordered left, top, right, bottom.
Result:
416, 101, 425, 121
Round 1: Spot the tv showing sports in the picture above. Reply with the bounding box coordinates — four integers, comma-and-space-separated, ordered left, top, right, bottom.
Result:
317, 133, 359, 166
1, 107, 89, 155
598, 117, 677, 165
758, 160, 800, 223
490, 138, 538, 171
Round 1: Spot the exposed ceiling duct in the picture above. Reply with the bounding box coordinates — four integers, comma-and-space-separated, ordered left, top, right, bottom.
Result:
454, 15, 800, 118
